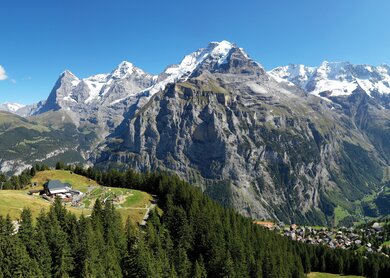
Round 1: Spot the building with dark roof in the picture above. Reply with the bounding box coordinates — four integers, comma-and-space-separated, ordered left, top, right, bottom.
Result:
43, 180, 71, 196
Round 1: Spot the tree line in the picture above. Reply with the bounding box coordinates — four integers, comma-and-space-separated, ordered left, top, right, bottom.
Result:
0, 164, 389, 277
0, 164, 49, 190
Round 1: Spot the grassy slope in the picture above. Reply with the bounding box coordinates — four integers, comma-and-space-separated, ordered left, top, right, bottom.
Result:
31, 170, 99, 192
0, 111, 49, 134
307, 272, 363, 278
0, 190, 89, 219
333, 206, 350, 226
0, 170, 152, 224
382, 240, 390, 247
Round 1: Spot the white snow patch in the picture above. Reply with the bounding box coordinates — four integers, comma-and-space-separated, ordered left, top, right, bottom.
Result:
62, 96, 77, 102
210, 40, 234, 64
0, 102, 26, 112
140, 40, 240, 101
270, 61, 390, 99
71, 80, 80, 86
84, 80, 106, 103
312, 79, 358, 97
110, 61, 146, 79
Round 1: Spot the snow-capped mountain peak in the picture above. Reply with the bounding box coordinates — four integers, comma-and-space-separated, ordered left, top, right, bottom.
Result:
0, 102, 26, 113
61, 70, 79, 79
85, 73, 110, 83
110, 61, 146, 79
269, 61, 390, 99
208, 40, 235, 64
41, 40, 253, 111
146, 41, 237, 97
317, 61, 346, 74
33, 59, 158, 115
378, 64, 390, 75
164, 40, 247, 76
141, 40, 257, 102
269, 64, 315, 88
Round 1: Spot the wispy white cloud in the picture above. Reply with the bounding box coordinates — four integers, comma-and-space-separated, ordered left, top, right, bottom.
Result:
11, 79, 16, 84
0, 65, 8, 80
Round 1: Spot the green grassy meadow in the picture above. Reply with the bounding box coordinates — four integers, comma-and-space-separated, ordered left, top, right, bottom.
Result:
0, 170, 153, 224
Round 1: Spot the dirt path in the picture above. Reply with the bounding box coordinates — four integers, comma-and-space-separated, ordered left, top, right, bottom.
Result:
140, 203, 157, 226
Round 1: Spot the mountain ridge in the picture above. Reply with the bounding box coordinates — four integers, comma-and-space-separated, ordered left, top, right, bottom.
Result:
1, 40, 389, 225
269, 62, 390, 104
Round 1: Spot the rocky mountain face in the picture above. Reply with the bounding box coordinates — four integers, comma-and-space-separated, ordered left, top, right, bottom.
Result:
269, 63, 390, 223
34, 62, 156, 140
97, 42, 390, 225
2, 41, 389, 225
270, 62, 390, 171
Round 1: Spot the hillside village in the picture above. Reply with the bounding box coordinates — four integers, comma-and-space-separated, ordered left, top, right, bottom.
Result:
255, 221, 390, 257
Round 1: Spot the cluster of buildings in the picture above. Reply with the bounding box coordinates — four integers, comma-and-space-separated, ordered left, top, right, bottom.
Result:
284, 223, 388, 255
254, 220, 388, 256
29, 180, 84, 203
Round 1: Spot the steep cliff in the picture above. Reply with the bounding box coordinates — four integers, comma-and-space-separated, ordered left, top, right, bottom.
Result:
98, 43, 387, 225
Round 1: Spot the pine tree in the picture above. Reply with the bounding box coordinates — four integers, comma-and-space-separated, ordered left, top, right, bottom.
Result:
221, 251, 236, 278
51, 197, 67, 225
353, 254, 364, 275
128, 238, 154, 278
55, 162, 65, 170
320, 254, 326, 272
0, 232, 42, 277
32, 210, 53, 277
252, 257, 263, 278
193, 258, 207, 278
175, 246, 191, 278
18, 208, 34, 255
74, 215, 103, 277
0, 215, 14, 236
30, 166, 36, 176
45, 209, 74, 278
292, 256, 305, 278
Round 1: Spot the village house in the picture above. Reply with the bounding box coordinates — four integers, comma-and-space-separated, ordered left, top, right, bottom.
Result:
253, 221, 275, 230
44, 180, 71, 196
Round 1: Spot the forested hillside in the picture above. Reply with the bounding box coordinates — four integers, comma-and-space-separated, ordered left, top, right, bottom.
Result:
0, 166, 389, 277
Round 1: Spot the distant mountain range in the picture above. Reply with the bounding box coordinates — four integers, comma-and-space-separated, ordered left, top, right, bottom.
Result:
270, 62, 390, 104
4, 54, 390, 116
1, 41, 389, 225
0, 102, 25, 113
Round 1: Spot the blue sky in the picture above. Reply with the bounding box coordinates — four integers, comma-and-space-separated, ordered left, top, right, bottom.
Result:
1, 0, 390, 104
